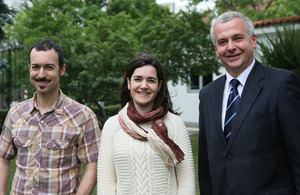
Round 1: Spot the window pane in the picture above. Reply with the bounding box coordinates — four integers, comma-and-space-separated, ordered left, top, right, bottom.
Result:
190, 74, 199, 89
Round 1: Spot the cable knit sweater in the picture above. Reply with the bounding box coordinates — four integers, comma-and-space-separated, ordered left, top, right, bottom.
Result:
97, 112, 196, 195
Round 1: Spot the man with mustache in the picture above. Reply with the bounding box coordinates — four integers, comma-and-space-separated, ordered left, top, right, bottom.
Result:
198, 12, 300, 194
0, 39, 101, 195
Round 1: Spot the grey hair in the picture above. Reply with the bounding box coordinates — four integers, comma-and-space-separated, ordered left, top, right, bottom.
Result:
210, 11, 254, 46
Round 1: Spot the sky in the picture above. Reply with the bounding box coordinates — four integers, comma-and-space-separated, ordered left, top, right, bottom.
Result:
4, 0, 215, 12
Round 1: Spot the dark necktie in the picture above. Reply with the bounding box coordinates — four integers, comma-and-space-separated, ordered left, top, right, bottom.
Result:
224, 79, 240, 143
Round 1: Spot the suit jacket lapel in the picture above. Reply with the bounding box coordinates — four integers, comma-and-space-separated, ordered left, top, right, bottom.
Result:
210, 76, 228, 148
227, 61, 265, 148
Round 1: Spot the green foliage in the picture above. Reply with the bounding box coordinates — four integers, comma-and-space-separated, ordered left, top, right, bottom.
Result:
262, 0, 300, 20
107, 0, 157, 18
90, 104, 120, 120
0, 47, 31, 109
191, 0, 300, 21
101, 104, 120, 118
0, 0, 16, 41
0, 109, 8, 132
89, 104, 120, 129
136, 8, 220, 83
0, 58, 8, 70
4, 0, 219, 106
90, 104, 120, 127
258, 25, 300, 76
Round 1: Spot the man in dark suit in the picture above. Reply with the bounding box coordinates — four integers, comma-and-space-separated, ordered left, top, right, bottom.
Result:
198, 11, 300, 195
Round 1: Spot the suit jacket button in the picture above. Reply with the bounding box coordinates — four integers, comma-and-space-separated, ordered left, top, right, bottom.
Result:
226, 156, 232, 162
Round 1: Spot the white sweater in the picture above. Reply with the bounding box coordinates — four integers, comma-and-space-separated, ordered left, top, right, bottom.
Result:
97, 112, 196, 195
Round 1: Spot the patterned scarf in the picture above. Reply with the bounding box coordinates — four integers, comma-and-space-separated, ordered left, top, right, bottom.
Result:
118, 101, 185, 167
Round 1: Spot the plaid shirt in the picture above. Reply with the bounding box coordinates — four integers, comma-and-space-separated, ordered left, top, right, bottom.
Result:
0, 90, 101, 195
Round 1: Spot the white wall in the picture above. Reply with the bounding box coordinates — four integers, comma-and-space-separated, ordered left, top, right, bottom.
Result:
168, 67, 225, 128
168, 81, 199, 127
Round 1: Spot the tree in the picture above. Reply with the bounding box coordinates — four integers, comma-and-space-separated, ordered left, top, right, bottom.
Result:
191, 0, 300, 21
5, 0, 219, 106
0, 0, 15, 42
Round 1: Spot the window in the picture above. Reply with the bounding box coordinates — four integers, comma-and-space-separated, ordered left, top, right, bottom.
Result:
188, 74, 212, 93
190, 74, 200, 90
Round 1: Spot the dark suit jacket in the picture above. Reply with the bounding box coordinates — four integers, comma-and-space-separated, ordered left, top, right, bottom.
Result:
198, 61, 300, 195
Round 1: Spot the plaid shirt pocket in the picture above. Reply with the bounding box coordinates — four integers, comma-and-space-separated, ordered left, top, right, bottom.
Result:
43, 138, 73, 169
12, 125, 39, 167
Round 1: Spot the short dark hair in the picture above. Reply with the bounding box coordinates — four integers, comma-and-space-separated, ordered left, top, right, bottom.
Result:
28, 39, 64, 69
120, 53, 177, 114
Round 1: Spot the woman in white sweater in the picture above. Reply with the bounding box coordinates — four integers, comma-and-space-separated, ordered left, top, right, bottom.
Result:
97, 54, 196, 195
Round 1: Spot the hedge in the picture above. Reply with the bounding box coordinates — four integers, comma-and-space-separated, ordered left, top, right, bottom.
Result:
0, 109, 8, 133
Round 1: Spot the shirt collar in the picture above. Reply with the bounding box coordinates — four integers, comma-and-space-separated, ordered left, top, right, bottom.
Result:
225, 59, 255, 91
31, 89, 65, 115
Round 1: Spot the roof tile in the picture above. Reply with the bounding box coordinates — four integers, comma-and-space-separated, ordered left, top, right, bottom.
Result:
253, 16, 300, 27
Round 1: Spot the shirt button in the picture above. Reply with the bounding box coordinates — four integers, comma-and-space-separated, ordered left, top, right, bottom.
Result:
41, 120, 44, 124
53, 144, 56, 148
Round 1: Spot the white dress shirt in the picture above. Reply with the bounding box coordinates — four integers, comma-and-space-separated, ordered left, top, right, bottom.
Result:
221, 59, 256, 131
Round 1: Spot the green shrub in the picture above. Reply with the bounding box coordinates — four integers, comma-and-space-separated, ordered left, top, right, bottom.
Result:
0, 109, 8, 133
90, 104, 120, 129
90, 104, 120, 118
258, 25, 300, 76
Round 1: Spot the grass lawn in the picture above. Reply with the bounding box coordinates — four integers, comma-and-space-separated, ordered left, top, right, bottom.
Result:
190, 132, 200, 194
8, 132, 199, 194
